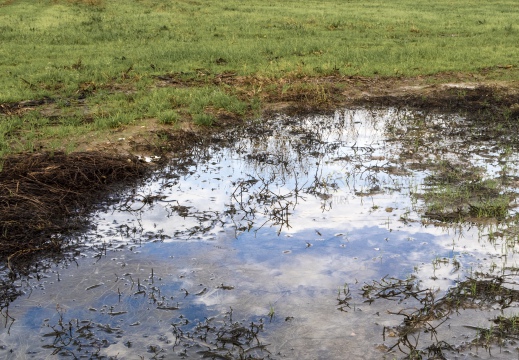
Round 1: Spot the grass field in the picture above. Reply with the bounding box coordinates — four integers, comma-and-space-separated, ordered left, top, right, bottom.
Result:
0, 0, 518, 157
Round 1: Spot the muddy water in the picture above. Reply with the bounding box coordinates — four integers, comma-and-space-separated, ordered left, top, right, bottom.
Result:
1, 109, 519, 359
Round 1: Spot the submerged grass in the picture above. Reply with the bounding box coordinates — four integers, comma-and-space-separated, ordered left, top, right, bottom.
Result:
422, 171, 512, 221
396, 112, 519, 223
358, 272, 519, 358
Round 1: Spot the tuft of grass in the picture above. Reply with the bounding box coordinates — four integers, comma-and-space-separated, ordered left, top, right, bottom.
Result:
268, 303, 275, 322
158, 110, 179, 125
94, 112, 135, 130
188, 88, 248, 116
193, 113, 216, 126
468, 198, 510, 219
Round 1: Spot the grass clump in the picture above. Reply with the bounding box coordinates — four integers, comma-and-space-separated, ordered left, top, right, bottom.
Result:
419, 161, 513, 221
158, 110, 179, 125
359, 273, 519, 358
468, 197, 510, 219
193, 113, 216, 126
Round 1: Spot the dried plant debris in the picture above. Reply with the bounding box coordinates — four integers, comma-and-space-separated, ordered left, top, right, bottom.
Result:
171, 308, 271, 360
0, 151, 147, 273
350, 272, 519, 359
42, 307, 119, 359
36, 271, 272, 359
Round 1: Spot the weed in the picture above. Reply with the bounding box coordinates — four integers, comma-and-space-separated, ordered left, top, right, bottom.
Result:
337, 283, 352, 312
158, 110, 179, 125
361, 273, 519, 358
171, 308, 270, 359
419, 161, 513, 222
193, 113, 216, 126
268, 303, 275, 322
94, 112, 133, 130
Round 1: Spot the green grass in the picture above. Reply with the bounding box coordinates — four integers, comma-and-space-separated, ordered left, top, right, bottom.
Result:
420, 162, 512, 221
0, 0, 518, 156
2, 0, 518, 102
158, 110, 179, 125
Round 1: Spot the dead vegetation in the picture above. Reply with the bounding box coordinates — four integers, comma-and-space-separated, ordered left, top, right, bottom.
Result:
0, 151, 146, 273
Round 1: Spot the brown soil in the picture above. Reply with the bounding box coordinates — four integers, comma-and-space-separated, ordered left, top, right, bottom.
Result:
1, 74, 519, 274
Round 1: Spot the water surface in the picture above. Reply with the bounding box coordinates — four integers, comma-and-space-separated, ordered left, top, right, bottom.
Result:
1, 109, 519, 359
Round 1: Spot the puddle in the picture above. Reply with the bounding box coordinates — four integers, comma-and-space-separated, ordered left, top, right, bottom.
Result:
2, 109, 519, 359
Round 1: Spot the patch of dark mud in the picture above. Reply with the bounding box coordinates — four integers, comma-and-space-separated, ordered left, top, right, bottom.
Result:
146, 129, 216, 157
0, 97, 55, 116
133, 125, 258, 166
358, 84, 516, 112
